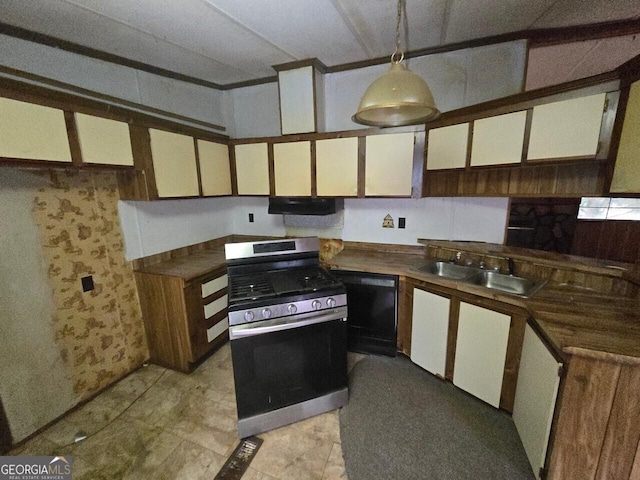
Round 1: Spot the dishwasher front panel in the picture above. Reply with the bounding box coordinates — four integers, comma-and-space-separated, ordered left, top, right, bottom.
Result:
333, 271, 397, 357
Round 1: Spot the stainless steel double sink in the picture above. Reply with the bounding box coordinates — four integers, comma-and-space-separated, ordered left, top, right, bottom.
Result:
412, 260, 547, 298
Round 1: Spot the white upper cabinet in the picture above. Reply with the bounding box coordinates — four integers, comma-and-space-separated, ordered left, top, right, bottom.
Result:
273, 141, 311, 196
234, 143, 270, 196
75, 113, 134, 166
610, 81, 640, 193
197, 140, 231, 196
316, 137, 359, 197
278, 66, 321, 135
527, 93, 606, 161
426, 123, 468, 170
365, 132, 414, 196
0, 97, 72, 162
453, 302, 510, 408
471, 111, 527, 166
149, 129, 199, 198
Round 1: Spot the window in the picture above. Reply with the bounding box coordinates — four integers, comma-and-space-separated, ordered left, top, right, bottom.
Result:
578, 198, 640, 220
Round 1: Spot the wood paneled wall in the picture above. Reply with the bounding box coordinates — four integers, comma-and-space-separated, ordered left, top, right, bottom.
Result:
572, 220, 640, 264
548, 351, 640, 479
423, 161, 607, 197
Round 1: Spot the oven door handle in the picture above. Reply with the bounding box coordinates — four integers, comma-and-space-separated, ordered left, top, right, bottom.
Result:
229, 308, 347, 339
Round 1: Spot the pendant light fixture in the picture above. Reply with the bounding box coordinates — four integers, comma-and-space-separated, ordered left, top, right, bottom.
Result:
352, 0, 440, 127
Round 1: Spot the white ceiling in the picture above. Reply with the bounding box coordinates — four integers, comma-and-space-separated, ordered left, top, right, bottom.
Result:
1, 0, 639, 86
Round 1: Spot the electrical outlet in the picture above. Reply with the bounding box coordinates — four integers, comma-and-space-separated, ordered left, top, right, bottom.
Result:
249, 213, 254, 223
399, 217, 406, 229
81, 275, 94, 292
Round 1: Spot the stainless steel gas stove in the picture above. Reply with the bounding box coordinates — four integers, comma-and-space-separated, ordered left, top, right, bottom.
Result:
225, 237, 348, 438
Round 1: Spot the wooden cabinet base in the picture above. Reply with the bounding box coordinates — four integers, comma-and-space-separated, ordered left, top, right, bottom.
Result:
547, 350, 640, 479
135, 269, 228, 373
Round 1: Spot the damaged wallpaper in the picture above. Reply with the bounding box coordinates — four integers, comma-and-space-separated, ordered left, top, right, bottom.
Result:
1, 167, 148, 442
32, 169, 148, 394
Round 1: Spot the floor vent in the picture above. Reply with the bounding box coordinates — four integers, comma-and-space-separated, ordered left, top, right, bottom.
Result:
214, 436, 263, 480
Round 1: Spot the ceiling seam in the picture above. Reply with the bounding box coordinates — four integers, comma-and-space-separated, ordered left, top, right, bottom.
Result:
329, 0, 375, 58
198, 0, 298, 62
527, 0, 563, 29
59, 0, 261, 80
439, 0, 454, 45
563, 39, 606, 82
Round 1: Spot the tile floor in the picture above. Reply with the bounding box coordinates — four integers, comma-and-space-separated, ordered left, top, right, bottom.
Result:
10, 343, 366, 480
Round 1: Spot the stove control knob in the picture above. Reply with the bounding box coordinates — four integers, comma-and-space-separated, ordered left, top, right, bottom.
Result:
262, 308, 272, 319
244, 311, 255, 322
327, 297, 336, 308
311, 300, 322, 310
287, 304, 297, 314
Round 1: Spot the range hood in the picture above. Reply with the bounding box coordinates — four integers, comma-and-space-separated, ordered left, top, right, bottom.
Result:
268, 197, 343, 215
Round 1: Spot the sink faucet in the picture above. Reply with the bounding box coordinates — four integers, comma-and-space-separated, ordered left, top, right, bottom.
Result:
507, 257, 516, 276
451, 251, 462, 264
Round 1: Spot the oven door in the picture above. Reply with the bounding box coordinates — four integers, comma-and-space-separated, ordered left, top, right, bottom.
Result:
229, 307, 348, 420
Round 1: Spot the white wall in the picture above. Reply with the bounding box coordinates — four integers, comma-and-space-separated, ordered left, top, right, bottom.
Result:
118, 198, 235, 259
119, 196, 508, 259
327, 40, 526, 132
228, 40, 527, 136
0, 34, 228, 134
119, 197, 286, 259
340, 197, 508, 245
225, 83, 281, 138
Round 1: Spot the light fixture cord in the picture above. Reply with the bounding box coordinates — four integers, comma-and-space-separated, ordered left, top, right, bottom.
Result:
392, 0, 405, 63
395, 0, 402, 54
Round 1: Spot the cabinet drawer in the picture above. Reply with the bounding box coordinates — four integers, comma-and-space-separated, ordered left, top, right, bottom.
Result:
207, 317, 229, 343
202, 274, 228, 298
204, 294, 228, 319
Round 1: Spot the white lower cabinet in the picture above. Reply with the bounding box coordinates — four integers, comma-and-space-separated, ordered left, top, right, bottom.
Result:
513, 325, 562, 480
410, 288, 450, 377
453, 302, 510, 408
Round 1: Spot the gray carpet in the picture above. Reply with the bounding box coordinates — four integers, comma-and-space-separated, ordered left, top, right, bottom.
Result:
339, 355, 535, 480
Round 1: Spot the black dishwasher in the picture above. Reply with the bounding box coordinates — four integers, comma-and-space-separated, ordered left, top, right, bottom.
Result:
332, 270, 397, 357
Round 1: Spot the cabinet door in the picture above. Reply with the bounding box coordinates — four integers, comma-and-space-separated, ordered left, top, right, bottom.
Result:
278, 66, 316, 135
149, 129, 199, 198
197, 139, 231, 196
471, 111, 526, 167
527, 93, 606, 161
316, 137, 358, 197
426, 123, 468, 170
273, 141, 311, 196
0, 97, 71, 162
610, 81, 640, 193
234, 143, 270, 195
75, 113, 134, 166
453, 302, 510, 408
410, 289, 450, 377
513, 325, 562, 480
365, 132, 414, 196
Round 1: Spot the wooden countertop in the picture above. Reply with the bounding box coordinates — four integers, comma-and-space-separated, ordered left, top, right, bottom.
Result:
325, 246, 640, 359
134, 247, 227, 282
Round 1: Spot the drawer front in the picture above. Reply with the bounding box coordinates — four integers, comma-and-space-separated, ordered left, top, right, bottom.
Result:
202, 274, 228, 298
204, 294, 228, 319
207, 317, 229, 343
